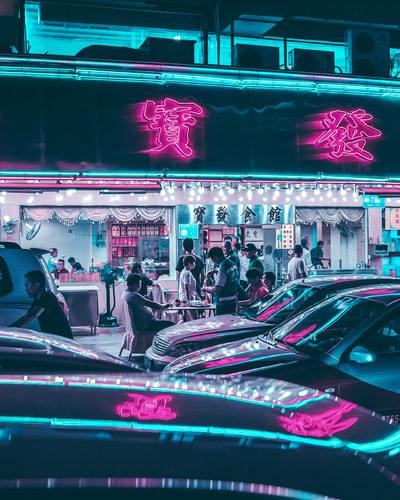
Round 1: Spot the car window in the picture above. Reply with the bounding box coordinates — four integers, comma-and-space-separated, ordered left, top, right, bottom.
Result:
255, 284, 320, 324
270, 296, 384, 355
355, 313, 400, 357
0, 256, 13, 297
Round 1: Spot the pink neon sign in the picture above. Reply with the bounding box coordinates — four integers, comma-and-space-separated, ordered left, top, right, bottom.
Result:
141, 98, 204, 159
314, 108, 382, 162
115, 393, 177, 421
279, 401, 358, 438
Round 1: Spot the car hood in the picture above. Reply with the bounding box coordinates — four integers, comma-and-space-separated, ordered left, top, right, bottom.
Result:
155, 314, 268, 345
164, 337, 306, 375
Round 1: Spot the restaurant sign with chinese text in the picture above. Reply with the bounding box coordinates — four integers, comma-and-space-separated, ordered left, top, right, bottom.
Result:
178, 205, 294, 226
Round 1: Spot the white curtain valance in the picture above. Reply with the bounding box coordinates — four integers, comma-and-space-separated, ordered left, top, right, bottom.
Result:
23, 207, 171, 225
296, 208, 364, 225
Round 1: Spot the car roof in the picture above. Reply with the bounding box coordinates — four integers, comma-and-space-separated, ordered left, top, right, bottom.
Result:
341, 284, 400, 304
298, 275, 400, 289
0, 327, 135, 369
0, 372, 396, 449
0, 373, 399, 496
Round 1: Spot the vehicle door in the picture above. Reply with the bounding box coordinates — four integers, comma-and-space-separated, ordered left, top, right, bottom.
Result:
338, 307, 400, 421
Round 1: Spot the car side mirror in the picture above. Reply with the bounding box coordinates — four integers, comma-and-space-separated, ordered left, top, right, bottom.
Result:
349, 346, 376, 364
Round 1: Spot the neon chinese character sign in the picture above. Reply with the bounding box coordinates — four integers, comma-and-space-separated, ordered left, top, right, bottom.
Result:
115, 393, 177, 421
279, 401, 358, 438
314, 108, 382, 162
141, 98, 204, 159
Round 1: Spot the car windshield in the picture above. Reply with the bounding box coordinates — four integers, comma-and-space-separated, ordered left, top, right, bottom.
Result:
267, 295, 384, 355
255, 284, 320, 324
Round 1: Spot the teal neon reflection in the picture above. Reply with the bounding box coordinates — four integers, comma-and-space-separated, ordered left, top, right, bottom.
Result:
0, 414, 399, 456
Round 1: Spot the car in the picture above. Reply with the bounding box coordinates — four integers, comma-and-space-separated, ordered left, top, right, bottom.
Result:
145, 275, 400, 369
165, 285, 400, 420
0, 373, 399, 499
0, 242, 68, 329
0, 326, 142, 373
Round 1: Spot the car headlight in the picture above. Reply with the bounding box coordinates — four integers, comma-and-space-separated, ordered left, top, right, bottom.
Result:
168, 342, 201, 357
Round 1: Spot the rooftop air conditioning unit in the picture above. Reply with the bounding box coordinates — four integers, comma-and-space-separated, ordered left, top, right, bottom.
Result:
233, 44, 279, 70
288, 49, 335, 74
345, 29, 390, 77
76, 45, 148, 62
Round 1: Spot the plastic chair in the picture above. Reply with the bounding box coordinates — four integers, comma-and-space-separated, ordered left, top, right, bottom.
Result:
119, 295, 153, 359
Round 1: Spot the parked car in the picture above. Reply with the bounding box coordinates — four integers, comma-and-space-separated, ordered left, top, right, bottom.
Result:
165, 285, 400, 421
145, 275, 400, 369
0, 326, 142, 373
0, 242, 68, 329
0, 373, 399, 499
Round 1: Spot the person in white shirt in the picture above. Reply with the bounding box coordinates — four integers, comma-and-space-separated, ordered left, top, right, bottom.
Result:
264, 244, 275, 273
288, 245, 308, 282
179, 255, 199, 302
301, 238, 312, 269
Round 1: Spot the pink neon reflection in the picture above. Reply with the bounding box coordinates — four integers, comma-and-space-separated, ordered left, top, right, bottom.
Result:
115, 394, 177, 421
256, 298, 293, 322
355, 288, 398, 296
141, 98, 204, 159
314, 109, 382, 162
204, 356, 251, 369
283, 323, 317, 345
279, 401, 358, 438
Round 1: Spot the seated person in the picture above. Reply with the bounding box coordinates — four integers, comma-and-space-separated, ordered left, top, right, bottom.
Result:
131, 262, 153, 297
11, 270, 73, 339
262, 271, 276, 294
72, 262, 85, 274
238, 268, 269, 308
52, 259, 69, 280
123, 273, 173, 345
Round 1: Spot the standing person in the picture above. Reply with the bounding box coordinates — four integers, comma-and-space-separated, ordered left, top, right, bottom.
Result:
68, 257, 76, 272
288, 245, 308, 282
11, 270, 73, 339
301, 239, 312, 269
238, 269, 269, 308
203, 247, 240, 316
47, 248, 58, 273
223, 240, 240, 271
244, 243, 264, 277
179, 255, 199, 303
236, 242, 249, 290
310, 240, 324, 268
176, 238, 205, 296
131, 262, 153, 297
263, 245, 275, 273
52, 259, 69, 280
123, 274, 173, 344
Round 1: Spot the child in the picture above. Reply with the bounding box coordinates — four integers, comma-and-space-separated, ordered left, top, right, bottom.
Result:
238, 268, 268, 308
179, 255, 199, 303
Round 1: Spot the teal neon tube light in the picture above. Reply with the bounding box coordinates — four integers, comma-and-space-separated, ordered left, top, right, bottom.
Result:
1, 414, 400, 456
1, 55, 400, 98
0, 169, 400, 183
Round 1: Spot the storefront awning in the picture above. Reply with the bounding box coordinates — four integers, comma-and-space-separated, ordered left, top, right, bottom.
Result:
23, 206, 172, 225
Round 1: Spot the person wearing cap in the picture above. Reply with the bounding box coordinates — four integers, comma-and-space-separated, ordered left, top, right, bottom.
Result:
244, 243, 264, 280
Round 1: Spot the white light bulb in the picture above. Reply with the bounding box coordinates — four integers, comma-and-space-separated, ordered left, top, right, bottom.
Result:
327, 191, 333, 198
56, 194, 63, 202
228, 187, 234, 194
198, 186, 205, 194
257, 188, 263, 195
3, 215, 10, 223
66, 189, 76, 196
